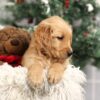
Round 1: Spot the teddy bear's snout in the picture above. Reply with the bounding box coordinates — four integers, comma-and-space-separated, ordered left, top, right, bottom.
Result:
10, 39, 19, 46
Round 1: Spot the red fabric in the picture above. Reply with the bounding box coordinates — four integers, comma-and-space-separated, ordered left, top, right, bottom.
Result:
0, 55, 22, 67
65, 0, 70, 8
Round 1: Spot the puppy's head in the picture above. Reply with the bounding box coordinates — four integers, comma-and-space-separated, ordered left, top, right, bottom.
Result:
34, 16, 73, 62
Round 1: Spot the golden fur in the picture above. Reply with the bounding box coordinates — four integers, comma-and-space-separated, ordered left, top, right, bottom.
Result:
22, 16, 73, 87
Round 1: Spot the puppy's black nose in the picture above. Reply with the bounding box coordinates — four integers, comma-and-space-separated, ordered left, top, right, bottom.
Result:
68, 51, 73, 57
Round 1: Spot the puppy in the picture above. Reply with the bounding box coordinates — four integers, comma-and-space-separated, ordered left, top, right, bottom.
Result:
22, 16, 73, 87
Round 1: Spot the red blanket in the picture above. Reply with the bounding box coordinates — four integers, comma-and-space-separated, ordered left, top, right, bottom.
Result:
0, 55, 22, 66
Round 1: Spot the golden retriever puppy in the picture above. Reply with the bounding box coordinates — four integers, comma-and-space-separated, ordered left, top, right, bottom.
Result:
22, 16, 73, 87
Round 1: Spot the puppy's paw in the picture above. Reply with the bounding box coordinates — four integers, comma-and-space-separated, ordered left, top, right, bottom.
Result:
27, 71, 43, 88
48, 67, 63, 84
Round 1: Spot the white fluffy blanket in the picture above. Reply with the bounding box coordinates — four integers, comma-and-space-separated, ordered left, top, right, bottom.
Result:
0, 63, 86, 100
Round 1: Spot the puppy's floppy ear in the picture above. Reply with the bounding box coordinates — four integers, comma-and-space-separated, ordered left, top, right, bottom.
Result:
37, 22, 53, 34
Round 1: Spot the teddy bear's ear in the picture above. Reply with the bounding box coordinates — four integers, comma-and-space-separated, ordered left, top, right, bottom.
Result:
0, 32, 9, 41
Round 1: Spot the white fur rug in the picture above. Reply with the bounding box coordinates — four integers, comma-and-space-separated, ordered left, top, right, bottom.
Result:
0, 63, 86, 100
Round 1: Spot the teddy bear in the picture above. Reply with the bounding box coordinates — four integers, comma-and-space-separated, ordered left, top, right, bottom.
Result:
0, 26, 31, 66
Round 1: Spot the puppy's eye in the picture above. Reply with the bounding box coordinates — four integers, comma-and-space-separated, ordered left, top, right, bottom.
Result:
57, 36, 64, 40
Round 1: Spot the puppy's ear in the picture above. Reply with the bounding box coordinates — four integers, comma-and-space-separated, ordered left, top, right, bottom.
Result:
37, 22, 53, 34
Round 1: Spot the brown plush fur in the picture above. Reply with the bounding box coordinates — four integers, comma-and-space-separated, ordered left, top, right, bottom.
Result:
22, 16, 73, 87
0, 26, 30, 55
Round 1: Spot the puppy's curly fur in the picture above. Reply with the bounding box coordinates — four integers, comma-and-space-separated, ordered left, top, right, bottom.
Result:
22, 16, 73, 87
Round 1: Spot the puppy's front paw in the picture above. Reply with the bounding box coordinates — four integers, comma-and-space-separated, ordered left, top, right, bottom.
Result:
28, 71, 43, 88
48, 68, 63, 84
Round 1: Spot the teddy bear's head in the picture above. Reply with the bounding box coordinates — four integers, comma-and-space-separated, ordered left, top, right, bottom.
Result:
0, 26, 31, 55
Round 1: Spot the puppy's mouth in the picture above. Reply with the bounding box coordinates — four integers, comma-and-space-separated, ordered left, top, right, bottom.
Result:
58, 49, 73, 58
67, 51, 73, 57
59, 51, 73, 60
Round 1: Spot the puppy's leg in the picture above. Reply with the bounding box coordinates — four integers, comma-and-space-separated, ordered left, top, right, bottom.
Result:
48, 63, 66, 84
22, 53, 44, 88
27, 61, 44, 87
